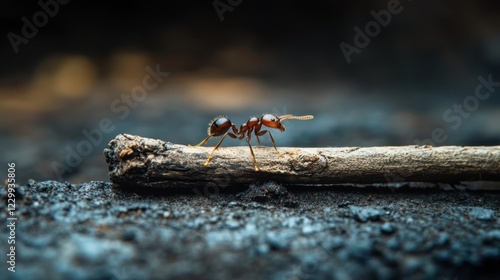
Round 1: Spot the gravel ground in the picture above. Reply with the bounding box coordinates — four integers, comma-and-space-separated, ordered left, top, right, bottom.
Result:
1, 180, 500, 280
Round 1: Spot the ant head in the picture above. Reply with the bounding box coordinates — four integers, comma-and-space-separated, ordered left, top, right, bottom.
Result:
261, 113, 314, 132
261, 114, 285, 132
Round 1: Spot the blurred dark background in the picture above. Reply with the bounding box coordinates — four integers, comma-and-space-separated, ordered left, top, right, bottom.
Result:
1, 0, 499, 183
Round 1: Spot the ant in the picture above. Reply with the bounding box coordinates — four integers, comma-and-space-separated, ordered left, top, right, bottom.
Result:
189, 113, 314, 171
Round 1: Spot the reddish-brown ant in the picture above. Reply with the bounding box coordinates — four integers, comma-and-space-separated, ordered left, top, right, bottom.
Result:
190, 114, 314, 171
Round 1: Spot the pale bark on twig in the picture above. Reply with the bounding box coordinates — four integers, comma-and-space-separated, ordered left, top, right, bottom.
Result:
104, 134, 500, 189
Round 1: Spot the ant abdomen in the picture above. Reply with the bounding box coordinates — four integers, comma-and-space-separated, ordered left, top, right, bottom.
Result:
208, 117, 232, 136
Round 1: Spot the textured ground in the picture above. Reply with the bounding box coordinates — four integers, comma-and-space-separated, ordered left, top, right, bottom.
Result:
1, 180, 500, 280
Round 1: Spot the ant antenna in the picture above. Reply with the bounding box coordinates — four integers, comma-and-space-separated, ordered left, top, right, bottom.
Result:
279, 115, 314, 121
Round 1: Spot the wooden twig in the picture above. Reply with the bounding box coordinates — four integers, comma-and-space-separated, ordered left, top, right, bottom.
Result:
104, 134, 500, 188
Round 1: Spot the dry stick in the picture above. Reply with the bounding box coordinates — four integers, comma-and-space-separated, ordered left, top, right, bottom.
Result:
104, 134, 500, 189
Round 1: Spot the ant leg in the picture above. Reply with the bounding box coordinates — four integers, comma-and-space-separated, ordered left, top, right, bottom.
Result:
254, 122, 262, 146
231, 124, 239, 135
204, 133, 228, 167
246, 131, 260, 171
256, 130, 284, 157
189, 135, 212, 148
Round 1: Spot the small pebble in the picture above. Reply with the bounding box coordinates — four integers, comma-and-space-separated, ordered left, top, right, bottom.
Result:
225, 220, 240, 229
302, 224, 323, 235
350, 206, 381, 222
381, 223, 396, 234
266, 234, 289, 250
436, 233, 449, 246
468, 207, 495, 221
122, 228, 136, 241
228, 201, 239, 207
485, 230, 500, 242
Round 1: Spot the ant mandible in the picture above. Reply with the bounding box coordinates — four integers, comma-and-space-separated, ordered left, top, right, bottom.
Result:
189, 113, 314, 171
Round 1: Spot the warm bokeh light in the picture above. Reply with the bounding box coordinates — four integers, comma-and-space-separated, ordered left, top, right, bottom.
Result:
1, 1, 499, 183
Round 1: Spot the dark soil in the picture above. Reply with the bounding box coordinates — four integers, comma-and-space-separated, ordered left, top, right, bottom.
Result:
2, 181, 500, 280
